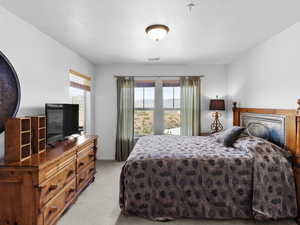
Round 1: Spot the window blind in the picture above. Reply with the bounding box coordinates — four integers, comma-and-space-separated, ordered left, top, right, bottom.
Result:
69, 69, 91, 91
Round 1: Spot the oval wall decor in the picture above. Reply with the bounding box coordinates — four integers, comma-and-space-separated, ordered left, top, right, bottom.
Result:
0, 51, 21, 134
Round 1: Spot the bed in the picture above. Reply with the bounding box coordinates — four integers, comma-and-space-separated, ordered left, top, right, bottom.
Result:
119, 101, 300, 222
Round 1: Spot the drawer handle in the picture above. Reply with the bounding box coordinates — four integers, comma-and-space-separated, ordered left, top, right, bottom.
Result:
66, 188, 76, 198
78, 178, 85, 184
88, 154, 94, 158
78, 162, 85, 168
47, 185, 58, 193
47, 206, 58, 216
89, 168, 94, 173
67, 170, 74, 178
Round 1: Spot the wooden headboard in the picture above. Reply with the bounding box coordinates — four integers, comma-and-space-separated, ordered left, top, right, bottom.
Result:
232, 100, 300, 221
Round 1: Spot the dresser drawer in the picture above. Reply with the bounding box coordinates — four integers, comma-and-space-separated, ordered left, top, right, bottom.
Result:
39, 160, 60, 184
77, 162, 95, 191
62, 179, 77, 206
77, 142, 94, 156
77, 149, 95, 173
43, 179, 76, 225
39, 149, 76, 183
78, 141, 94, 154
39, 159, 76, 206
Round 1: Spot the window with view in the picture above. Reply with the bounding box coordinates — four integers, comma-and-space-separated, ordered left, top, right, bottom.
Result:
134, 79, 181, 137
69, 69, 91, 134
134, 81, 155, 136
163, 81, 181, 135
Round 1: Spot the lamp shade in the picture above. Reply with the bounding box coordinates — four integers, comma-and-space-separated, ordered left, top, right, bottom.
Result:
209, 99, 225, 110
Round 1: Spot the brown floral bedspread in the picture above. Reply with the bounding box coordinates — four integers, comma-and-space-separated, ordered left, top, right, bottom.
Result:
119, 135, 297, 221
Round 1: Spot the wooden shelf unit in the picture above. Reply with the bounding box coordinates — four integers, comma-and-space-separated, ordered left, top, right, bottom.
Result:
31, 116, 46, 154
5, 117, 32, 163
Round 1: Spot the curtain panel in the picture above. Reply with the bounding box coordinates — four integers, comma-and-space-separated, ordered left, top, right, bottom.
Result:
180, 77, 201, 136
115, 77, 135, 161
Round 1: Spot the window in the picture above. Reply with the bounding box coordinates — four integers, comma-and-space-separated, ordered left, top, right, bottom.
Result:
163, 81, 181, 135
134, 81, 155, 136
69, 87, 85, 129
69, 69, 91, 134
134, 79, 181, 137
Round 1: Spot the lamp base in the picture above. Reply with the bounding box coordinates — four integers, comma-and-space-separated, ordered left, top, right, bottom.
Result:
211, 112, 223, 133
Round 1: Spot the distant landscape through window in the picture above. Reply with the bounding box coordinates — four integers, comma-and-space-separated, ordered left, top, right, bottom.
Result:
134, 79, 180, 137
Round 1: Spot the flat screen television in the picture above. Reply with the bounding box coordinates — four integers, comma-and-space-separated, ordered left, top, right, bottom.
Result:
45, 104, 79, 144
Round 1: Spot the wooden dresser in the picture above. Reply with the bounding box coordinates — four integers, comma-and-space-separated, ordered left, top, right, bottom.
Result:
0, 135, 98, 225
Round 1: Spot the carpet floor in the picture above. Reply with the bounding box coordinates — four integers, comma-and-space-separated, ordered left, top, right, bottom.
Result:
57, 160, 296, 225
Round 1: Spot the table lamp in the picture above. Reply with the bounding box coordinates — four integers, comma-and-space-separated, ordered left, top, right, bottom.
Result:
209, 96, 225, 133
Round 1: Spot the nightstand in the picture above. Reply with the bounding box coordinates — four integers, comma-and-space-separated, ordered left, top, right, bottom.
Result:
200, 132, 211, 136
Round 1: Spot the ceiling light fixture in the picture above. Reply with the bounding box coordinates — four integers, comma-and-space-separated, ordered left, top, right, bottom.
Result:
145, 24, 170, 41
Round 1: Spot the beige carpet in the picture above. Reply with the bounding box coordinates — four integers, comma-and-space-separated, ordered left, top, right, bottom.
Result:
58, 160, 296, 225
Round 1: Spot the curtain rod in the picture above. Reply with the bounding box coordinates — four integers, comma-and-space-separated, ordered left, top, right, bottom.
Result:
114, 75, 205, 78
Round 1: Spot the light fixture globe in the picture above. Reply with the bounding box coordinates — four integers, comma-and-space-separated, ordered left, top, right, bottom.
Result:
145, 24, 170, 41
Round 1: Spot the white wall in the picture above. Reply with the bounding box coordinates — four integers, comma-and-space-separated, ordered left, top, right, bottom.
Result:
95, 64, 227, 159
0, 7, 96, 157
227, 21, 300, 126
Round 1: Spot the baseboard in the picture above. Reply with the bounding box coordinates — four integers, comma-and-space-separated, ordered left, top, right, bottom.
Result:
97, 156, 115, 160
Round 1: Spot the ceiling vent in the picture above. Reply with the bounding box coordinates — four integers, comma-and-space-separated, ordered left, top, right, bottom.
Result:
148, 57, 160, 62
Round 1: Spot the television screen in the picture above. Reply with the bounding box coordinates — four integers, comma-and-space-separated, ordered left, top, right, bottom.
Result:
46, 104, 79, 144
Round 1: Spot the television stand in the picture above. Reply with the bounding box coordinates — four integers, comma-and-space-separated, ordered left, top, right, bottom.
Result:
0, 135, 98, 225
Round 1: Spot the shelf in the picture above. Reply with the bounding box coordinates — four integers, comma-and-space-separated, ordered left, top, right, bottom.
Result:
39, 129, 46, 139
29, 116, 46, 154
21, 119, 31, 131
21, 130, 30, 134
21, 144, 31, 159
21, 132, 31, 146
5, 117, 33, 163
39, 140, 46, 151
39, 117, 46, 128
21, 143, 31, 148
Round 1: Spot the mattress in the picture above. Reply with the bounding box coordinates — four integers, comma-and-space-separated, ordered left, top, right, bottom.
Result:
119, 135, 297, 221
